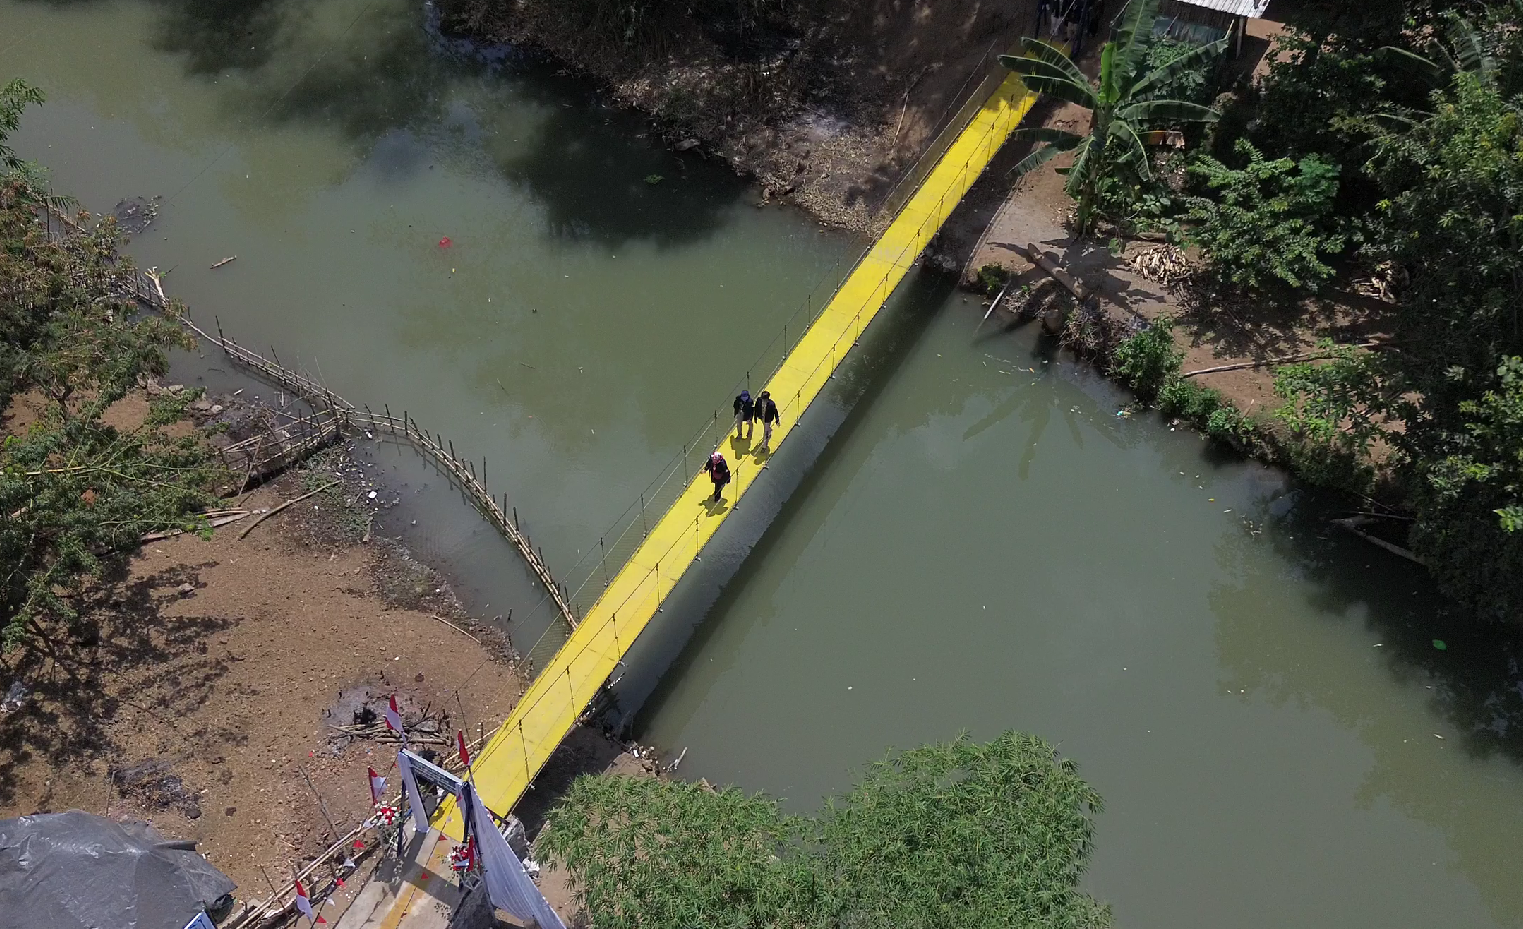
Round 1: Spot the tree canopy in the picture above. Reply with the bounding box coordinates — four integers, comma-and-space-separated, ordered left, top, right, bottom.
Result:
537, 732, 1111, 929
1, 81, 215, 649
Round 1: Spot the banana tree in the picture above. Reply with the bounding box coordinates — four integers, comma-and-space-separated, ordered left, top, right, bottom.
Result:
999, 0, 1225, 237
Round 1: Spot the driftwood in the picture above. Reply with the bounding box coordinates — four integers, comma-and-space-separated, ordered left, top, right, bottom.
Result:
210, 255, 237, 269
238, 481, 339, 539
1182, 342, 1388, 378
1020, 242, 1089, 300
429, 614, 482, 643
1331, 516, 1427, 566
140, 509, 250, 542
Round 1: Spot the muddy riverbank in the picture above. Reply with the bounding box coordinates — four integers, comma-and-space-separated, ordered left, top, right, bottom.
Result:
437, 0, 1034, 233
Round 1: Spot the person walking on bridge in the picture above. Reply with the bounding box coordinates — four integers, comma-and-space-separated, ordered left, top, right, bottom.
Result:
755, 390, 780, 454
702, 452, 731, 503
733, 389, 755, 440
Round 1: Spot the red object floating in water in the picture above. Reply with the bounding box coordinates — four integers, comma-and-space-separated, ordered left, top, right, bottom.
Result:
438, 237, 452, 248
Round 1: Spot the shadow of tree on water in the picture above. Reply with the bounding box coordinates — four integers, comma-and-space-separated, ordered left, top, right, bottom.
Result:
21, 0, 742, 246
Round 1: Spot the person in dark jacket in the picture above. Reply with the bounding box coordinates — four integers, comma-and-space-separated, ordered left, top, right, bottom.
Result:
702, 452, 731, 502
755, 390, 781, 454
733, 389, 754, 440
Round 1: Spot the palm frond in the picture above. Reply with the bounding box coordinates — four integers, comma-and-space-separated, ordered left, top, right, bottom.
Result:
1117, 98, 1219, 126
1008, 70, 1100, 111
1109, 120, 1154, 185
1000, 55, 1099, 95
1063, 134, 1103, 201
1376, 46, 1447, 88
1446, 17, 1496, 79
1015, 38, 1087, 86
1129, 36, 1229, 100
1112, 0, 1162, 85
1008, 142, 1075, 180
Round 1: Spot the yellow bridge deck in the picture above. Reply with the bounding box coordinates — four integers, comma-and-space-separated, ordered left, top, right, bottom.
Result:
438, 66, 1043, 838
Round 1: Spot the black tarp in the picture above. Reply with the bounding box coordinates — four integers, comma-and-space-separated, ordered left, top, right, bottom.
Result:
0, 810, 235, 929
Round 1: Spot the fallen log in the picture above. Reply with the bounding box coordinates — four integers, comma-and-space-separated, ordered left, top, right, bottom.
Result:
1331, 517, 1426, 566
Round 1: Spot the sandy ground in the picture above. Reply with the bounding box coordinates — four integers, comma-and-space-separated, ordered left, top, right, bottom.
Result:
0, 470, 526, 897
3, 383, 657, 927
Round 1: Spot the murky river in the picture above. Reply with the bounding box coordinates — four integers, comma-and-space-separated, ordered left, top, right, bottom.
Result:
6, 1, 1523, 926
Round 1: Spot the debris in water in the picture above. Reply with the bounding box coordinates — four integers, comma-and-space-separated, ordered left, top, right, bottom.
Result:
438, 236, 452, 248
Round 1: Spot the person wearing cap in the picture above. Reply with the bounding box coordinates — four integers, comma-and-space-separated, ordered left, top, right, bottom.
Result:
755, 390, 781, 453
733, 389, 755, 440
702, 451, 731, 502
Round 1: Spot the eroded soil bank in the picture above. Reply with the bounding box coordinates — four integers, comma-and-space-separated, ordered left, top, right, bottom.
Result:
438, 0, 1035, 232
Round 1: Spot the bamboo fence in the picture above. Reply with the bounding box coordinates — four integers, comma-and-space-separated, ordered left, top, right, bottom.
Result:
129, 267, 578, 632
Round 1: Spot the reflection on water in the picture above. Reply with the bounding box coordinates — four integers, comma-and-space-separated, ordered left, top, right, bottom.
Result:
3, 0, 855, 647
637, 293, 1523, 929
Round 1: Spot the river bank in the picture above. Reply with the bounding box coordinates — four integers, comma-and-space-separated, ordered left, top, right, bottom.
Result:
0, 401, 639, 922
436, 0, 1034, 233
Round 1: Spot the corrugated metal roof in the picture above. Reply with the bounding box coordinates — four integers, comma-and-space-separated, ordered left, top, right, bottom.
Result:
1174, 0, 1271, 16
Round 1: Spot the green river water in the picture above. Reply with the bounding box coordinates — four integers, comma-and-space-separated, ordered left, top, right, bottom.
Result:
5, 1, 1523, 926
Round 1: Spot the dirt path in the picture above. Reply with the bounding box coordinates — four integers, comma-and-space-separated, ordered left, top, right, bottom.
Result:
962, 90, 1391, 417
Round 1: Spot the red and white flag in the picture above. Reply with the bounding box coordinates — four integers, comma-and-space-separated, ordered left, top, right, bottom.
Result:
294, 879, 326, 925
456, 730, 470, 767
366, 767, 386, 806
382, 695, 404, 737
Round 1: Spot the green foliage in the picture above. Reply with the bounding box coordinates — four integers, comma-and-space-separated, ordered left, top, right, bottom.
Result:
1110, 319, 1181, 402
1408, 357, 1523, 618
1143, 38, 1218, 106
536, 775, 818, 928
1, 79, 44, 174
1244, 32, 1388, 168
1366, 75, 1523, 407
1271, 347, 1382, 491
999, 0, 1224, 236
1184, 140, 1345, 294
976, 263, 1009, 295
538, 732, 1111, 929
0, 173, 216, 649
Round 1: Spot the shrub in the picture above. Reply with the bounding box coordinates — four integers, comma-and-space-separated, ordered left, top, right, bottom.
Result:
539, 733, 1112, 929
1144, 38, 1220, 105
1184, 139, 1345, 295
976, 263, 1010, 296
1111, 320, 1182, 401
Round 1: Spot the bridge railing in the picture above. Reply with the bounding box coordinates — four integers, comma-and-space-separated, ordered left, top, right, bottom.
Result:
513, 67, 1039, 674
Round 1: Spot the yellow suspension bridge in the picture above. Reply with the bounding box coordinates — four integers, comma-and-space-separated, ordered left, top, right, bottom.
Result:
438, 62, 1046, 838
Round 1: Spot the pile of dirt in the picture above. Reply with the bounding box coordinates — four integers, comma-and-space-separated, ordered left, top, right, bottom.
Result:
440, 0, 1035, 233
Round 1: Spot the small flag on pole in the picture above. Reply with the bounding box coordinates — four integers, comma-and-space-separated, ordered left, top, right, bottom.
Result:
456, 730, 470, 767
382, 695, 404, 738
367, 767, 386, 806
294, 879, 326, 925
